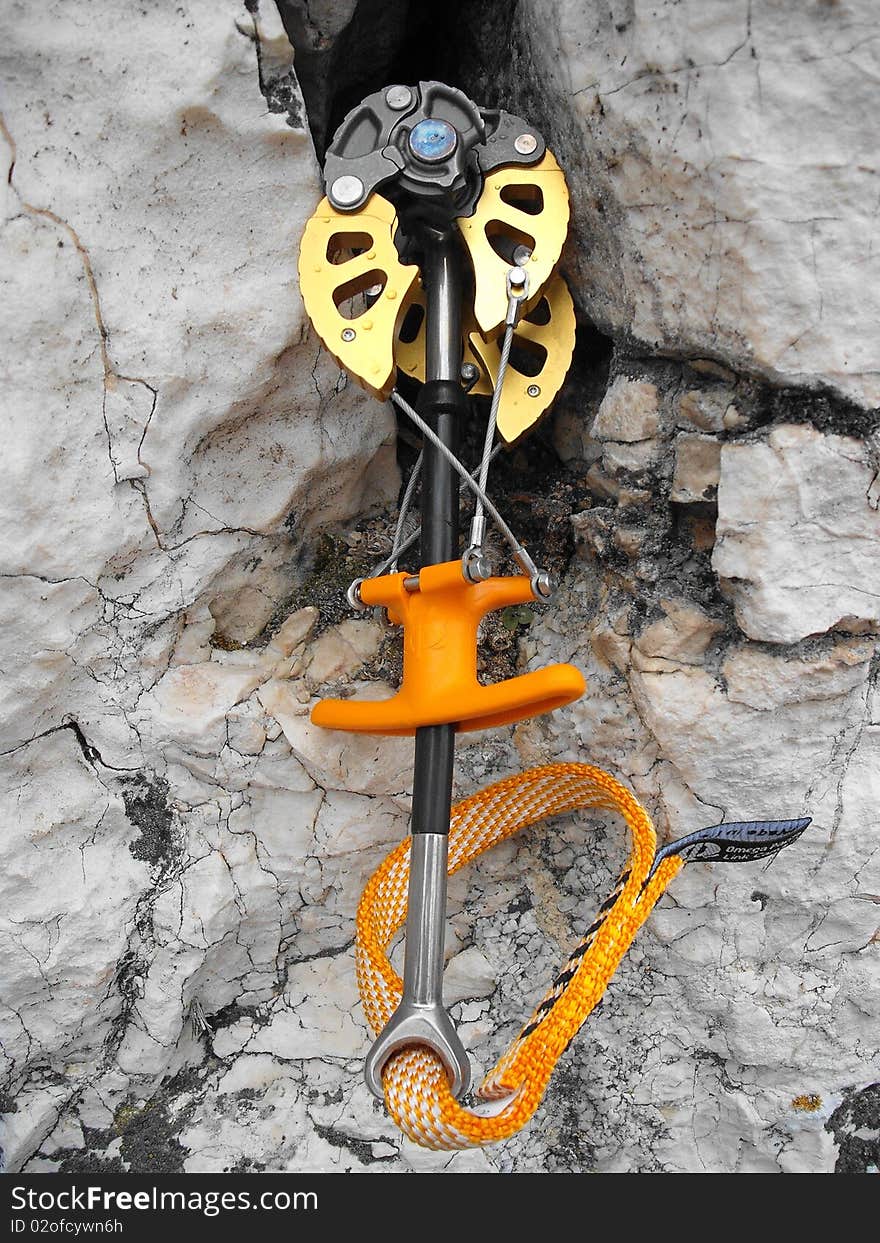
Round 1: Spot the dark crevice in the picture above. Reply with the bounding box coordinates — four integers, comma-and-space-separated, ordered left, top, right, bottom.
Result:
243, 1, 304, 128
616, 342, 880, 439
276, 0, 418, 156
55, 1068, 204, 1175
826, 1083, 880, 1173
121, 774, 176, 869
276, 0, 526, 158
310, 1120, 398, 1165
751, 381, 880, 439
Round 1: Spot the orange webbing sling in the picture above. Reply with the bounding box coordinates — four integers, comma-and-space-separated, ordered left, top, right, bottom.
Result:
355, 762, 683, 1150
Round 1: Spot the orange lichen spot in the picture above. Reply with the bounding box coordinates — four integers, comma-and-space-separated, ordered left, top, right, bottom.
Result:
791, 1093, 822, 1112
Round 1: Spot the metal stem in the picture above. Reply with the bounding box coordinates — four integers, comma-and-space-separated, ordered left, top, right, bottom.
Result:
364, 227, 471, 1101
412, 233, 460, 837
401, 835, 449, 1005
424, 234, 461, 384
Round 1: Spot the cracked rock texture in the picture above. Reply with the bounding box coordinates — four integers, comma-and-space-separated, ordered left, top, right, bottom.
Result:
517, 0, 880, 409
2, 0, 879, 1175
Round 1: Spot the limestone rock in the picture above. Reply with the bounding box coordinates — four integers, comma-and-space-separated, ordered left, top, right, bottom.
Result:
267, 608, 319, 660
3, 0, 880, 1181
517, 0, 880, 408
713, 425, 880, 642
277, 0, 409, 152
602, 440, 661, 475
634, 599, 724, 666
722, 638, 876, 710
302, 618, 384, 686
677, 389, 733, 434
671, 433, 721, 504
0, 731, 149, 1080
0, 0, 396, 1171
531, 577, 879, 1173
591, 377, 659, 442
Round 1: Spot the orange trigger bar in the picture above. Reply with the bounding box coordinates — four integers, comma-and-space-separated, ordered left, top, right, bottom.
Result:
311, 560, 585, 737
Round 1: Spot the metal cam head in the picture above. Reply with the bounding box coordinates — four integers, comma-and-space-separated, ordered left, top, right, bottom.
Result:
329, 174, 365, 209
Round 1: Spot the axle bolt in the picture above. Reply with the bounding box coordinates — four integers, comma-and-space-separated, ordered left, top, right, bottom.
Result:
514, 133, 538, 155
408, 118, 458, 163
385, 85, 413, 111
341, 327, 356, 342
329, 174, 365, 208
527, 384, 541, 397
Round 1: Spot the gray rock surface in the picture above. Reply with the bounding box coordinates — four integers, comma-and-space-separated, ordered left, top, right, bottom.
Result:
0, 0, 398, 1170
1, 0, 878, 1176
521, 0, 880, 409
713, 425, 880, 642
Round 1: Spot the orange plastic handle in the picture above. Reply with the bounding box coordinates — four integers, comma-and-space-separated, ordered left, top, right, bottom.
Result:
311, 560, 586, 736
